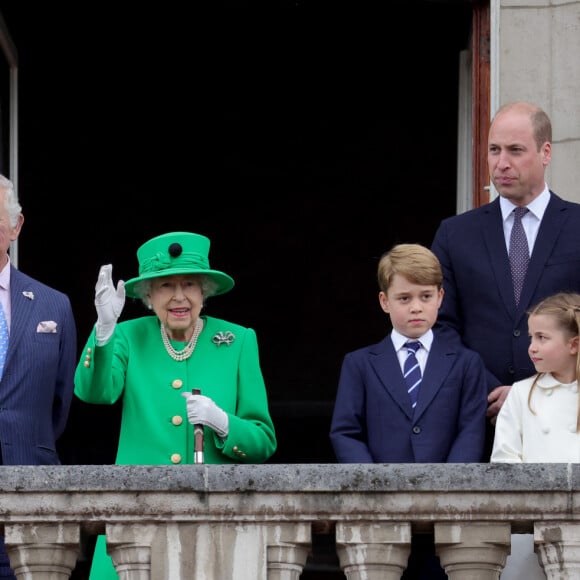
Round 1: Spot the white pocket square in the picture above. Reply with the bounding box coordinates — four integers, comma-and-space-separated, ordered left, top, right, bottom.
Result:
36, 321, 58, 333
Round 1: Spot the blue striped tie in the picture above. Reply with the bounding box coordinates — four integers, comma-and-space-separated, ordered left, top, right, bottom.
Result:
404, 341, 422, 409
0, 303, 8, 380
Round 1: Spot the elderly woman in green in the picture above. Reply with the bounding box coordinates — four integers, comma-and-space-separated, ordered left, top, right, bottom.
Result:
74, 231, 277, 580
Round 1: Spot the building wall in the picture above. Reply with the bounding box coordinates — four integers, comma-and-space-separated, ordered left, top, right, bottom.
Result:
497, 0, 580, 202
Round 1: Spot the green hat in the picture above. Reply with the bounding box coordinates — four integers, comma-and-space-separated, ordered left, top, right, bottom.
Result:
124, 232, 235, 298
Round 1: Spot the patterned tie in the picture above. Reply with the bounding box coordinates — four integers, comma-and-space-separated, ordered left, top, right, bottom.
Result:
509, 207, 530, 306
403, 341, 422, 409
0, 302, 8, 380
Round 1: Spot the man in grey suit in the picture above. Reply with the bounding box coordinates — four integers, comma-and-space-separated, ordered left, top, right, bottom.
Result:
431, 101, 580, 459
0, 174, 77, 578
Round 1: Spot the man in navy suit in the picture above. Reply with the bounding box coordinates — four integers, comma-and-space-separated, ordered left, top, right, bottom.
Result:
330, 243, 487, 579
431, 101, 580, 459
0, 174, 77, 578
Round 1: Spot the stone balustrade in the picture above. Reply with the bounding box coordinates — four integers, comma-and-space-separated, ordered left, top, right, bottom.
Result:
0, 463, 579, 579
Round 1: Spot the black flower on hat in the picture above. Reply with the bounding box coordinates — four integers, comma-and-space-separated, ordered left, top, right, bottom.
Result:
168, 243, 182, 257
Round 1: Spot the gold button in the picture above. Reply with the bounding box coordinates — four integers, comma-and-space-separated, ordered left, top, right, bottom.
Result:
86, 347, 92, 354
171, 453, 182, 464
83, 361, 90, 368
233, 446, 239, 453
172, 379, 183, 389
172, 416, 183, 426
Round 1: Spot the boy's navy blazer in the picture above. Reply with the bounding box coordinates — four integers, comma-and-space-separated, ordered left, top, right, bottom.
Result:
0, 265, 77, 465
329, 330, 487, 463
431, 191, 580, 390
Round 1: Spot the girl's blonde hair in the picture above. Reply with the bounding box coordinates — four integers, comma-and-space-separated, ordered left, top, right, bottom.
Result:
527, 292, 580, 430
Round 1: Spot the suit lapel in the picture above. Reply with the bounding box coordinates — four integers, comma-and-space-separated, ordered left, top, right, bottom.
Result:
482, 199, 517, 317
7, 269, 36, 366
413, 338, 456, 420
370, 337, 459, 421
518, 192, 567, 311
370, 338, 414, 419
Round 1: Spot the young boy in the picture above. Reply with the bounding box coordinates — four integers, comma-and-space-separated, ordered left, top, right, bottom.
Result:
329, 243, 488, 579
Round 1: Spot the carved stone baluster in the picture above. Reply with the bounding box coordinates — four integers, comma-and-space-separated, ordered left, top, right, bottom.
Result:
536, 521, 580, 579
435, 522, 511, 580
266, 522, 310, 580
107, 523, 158, 580
5, 523, 80, 580
335, 521, 412, 580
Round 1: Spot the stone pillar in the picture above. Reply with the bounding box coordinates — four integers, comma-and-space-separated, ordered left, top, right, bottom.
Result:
435, 522, 511, 580
106, 523, 158, 580
5, 522, 80, 579
497, 0, 580, 202
266, 522, 311, 580
536, 521, 580, 579
335, 521, 411, 580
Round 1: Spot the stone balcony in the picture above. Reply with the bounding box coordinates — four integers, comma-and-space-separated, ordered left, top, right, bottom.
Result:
0, 463, 578, 579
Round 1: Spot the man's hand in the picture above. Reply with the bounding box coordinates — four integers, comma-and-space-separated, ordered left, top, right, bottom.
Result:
487, 385, 511, 425
95, 264, 125, 345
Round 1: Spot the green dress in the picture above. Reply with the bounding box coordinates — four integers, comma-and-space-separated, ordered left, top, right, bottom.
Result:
74, 315, 277, 579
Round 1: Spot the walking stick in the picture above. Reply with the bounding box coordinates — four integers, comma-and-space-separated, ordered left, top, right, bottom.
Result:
192, 388, 204, 464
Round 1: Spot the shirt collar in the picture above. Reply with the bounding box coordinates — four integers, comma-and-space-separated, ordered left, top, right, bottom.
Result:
500, 184, 550, 222
391, 328, 433, 352
0, 257, 10, 292
535, 372, 578, 390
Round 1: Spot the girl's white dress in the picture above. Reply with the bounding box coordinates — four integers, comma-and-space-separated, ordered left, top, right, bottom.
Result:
491, 372, 580, 579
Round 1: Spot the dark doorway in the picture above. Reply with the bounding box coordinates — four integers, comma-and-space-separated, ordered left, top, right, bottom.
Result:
0, 2, 471, 466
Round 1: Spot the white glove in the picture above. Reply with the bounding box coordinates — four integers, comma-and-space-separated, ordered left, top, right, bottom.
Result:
94, 264, 126, 346
181, 392, 229, 438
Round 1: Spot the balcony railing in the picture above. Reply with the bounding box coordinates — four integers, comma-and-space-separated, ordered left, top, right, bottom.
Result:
0, 463, 577, 579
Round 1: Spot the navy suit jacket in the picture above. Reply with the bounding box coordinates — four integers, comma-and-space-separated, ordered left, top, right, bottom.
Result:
431, 192, 580, 392
0, 265, 77, 465
329, 331, 487, 463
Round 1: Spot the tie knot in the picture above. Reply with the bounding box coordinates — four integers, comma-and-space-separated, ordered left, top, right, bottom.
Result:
513, 206, 528, 220
405, 341, 421, 354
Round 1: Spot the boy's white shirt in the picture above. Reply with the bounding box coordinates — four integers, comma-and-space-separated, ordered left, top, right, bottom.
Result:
390, 328, 433, 374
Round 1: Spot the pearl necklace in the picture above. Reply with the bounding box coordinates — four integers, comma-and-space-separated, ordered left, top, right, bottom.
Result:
160, 318, 204, 361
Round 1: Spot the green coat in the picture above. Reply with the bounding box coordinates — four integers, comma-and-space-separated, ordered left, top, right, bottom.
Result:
74, 314, 277, 579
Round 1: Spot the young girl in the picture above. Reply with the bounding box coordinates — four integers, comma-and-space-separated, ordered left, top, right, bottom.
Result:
491, 291, 580, 579
492, 291, 580, 462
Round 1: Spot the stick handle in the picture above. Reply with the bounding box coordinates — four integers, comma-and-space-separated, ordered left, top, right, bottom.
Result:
192, 388, 204, 464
